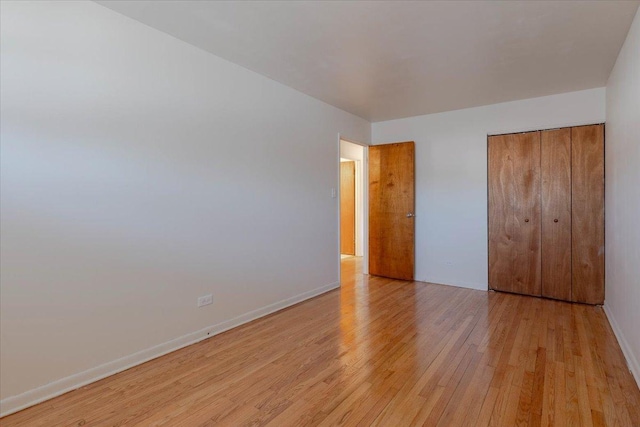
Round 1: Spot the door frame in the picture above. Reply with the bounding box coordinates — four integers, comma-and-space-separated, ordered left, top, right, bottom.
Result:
337, 135, 369, 284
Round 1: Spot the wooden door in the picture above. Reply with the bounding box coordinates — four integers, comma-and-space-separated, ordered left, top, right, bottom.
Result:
571, 124, 605, 304
488, 132, 541, 296
541, 128, 572, 301
340, 161, 356, 255
369, 142, 415, 280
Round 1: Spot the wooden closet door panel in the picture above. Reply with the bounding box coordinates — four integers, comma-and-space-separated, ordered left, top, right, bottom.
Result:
541, 129, 572, 301
488, 132, 541, 296
572, 124, 605, 304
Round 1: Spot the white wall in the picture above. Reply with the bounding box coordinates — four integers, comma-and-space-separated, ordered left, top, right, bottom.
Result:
340, 141, 365, 257
372, 88, 606, 290
0, 0, 369, 415
604, 9, 640, 386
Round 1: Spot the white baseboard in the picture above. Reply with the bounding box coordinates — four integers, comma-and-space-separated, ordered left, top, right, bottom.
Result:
603, 304, 640, 388
418, 276, 487, 292
0, 281, 339, 418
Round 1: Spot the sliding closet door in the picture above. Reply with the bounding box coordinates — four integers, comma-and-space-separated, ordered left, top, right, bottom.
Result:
572, 124, 605, 304
541, 129, 572, 301
488, 132, 541, 296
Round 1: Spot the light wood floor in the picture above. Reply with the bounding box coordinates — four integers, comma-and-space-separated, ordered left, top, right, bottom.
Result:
3, 257, 640, 426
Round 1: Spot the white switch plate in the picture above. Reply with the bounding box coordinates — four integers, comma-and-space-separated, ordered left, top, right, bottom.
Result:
331, 188, 336, 198
197, 294, 213, 307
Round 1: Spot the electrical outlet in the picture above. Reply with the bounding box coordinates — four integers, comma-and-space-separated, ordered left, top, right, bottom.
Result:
444, 261, 454, 266
197, 294, 213, 307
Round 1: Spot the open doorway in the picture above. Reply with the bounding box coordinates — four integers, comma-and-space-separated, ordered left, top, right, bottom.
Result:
340, 159, 356, 257
339, 139, 367, 278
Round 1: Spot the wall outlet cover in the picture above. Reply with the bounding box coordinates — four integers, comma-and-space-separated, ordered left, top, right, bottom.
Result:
197, 294, 213, 307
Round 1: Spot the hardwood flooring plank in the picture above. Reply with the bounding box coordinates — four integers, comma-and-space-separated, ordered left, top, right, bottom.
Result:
2, 257, 639, 426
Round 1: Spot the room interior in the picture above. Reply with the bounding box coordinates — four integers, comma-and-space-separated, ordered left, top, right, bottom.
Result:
1, 1, 639, 425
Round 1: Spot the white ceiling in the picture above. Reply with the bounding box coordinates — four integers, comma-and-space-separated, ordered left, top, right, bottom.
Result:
96, 0, 639, 122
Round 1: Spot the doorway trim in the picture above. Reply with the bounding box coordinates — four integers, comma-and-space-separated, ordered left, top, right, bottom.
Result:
337, 135, 369, 284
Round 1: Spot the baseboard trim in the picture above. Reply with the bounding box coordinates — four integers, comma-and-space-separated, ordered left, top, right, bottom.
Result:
418, 276, 487, 292
603, 304, 640, 388
0, 281, 339, 418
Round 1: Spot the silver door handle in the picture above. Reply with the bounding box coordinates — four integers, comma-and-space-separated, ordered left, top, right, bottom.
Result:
406, 213, 415, 218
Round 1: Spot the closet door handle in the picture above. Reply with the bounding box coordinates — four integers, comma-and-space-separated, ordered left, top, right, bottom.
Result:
554, 219, 559, 223
524, 218, 530, 223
